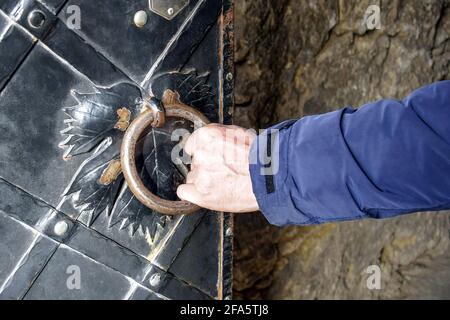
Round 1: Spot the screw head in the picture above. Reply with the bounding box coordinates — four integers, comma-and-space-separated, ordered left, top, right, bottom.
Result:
54, 221, 69, 236
226, 228, 232, 237
226, 72, 234, 82
134, 10, 148, 28
149, 0, 188, 20
149, 273, 161, 287
28, 10, 46, 29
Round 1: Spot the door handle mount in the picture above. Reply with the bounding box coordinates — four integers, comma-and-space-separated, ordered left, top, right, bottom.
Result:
120, 89, 210, 215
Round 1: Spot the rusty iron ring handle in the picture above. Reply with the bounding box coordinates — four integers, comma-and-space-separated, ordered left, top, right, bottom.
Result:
121, 94, 210, 215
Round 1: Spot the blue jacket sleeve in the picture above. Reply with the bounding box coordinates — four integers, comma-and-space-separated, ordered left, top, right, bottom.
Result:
249, 81, 450, 226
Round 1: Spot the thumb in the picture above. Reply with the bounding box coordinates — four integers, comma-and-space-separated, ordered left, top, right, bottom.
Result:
177, 183, 204, 206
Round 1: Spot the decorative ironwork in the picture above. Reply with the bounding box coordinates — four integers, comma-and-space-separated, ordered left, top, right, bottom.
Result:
59, 70, 214, 238
0, 0, 232, 300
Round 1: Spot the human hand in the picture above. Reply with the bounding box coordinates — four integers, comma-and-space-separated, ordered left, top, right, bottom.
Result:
176, 124, 259, 213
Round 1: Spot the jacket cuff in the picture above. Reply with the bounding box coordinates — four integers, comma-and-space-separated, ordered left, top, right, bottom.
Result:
249, 120, 311, 226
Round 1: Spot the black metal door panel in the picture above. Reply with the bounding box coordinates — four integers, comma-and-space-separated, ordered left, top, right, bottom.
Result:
58, 0, 222, 86
0, 211, 58, 300
0, 11, 35, 90
0, 0, 233, 300
0, 43, 102, 210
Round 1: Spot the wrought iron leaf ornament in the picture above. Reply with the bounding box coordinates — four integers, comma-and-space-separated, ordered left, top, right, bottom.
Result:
150, 69, 214, 110
63, 137, 123, 225
107, 129, 166, 236
60, 74, 214, 237
60, 82, 142, 159
144, 128, 186, 201
60, 82, 143, 228
108, 164, 169, 239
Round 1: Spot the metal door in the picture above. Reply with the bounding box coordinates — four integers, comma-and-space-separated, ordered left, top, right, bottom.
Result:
0, 0, 233, 300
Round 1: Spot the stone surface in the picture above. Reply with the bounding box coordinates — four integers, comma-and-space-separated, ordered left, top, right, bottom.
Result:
233, 0, 450, 299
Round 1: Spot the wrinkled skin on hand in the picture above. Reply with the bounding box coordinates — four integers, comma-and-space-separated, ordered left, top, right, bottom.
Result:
177, 124, 259, 213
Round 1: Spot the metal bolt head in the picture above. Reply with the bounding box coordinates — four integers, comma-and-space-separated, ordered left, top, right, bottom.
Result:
226, 227, 232, 237
134, 10, 148, 28
149, 0, 189, 20
28, 10, 46, 29
226, 72, 234, 82
54, 221, 69, 236
149, 273, 161, 287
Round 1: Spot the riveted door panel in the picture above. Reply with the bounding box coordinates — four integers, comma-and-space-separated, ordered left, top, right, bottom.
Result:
58, 0, 222, 85
0, 0, 233, 300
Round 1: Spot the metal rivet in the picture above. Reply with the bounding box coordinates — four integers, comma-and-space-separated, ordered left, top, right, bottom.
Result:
54, 221, 69, 236
149, 273, 161, 287
226, 228, 232, 237
28, 10, 46, 29
167, 7, 174, 16
134, 10, 148, 28
226, 72, 234, 82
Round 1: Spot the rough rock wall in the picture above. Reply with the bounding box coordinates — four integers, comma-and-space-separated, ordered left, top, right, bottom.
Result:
233, 0, 450, 299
